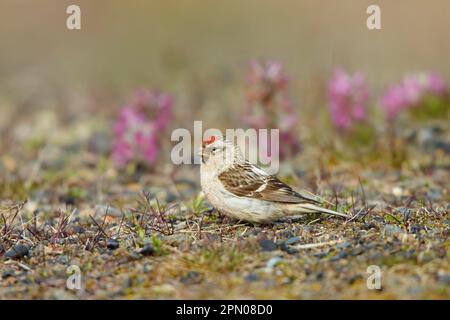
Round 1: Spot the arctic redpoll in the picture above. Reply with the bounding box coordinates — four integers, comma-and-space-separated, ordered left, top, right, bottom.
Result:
200, 135, 348, 223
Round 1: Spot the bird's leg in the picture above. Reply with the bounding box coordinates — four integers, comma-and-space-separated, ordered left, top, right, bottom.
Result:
216, 210, 230, 224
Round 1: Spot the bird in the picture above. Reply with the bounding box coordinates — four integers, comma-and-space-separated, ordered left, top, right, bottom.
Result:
200, 135, 349, 224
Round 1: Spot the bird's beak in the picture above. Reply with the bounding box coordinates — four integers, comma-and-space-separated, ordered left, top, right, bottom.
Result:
198, 146, 208, 164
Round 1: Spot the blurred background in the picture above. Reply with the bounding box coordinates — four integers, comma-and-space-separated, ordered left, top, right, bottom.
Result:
0, 0, 449, 165
1, 0, 449, 108
0, 2, 449, 300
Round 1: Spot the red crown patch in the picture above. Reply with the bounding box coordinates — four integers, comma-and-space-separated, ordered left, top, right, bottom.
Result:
202, 135, 217, 146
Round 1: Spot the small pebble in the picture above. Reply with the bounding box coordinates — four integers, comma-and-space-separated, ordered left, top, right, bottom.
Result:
60, 195, 76, 206
392, 187, 403, 197
164, 233, 190, 245
427, 189, 442, 201
107, 238, 120, 250
124, 276, 133, 288
71, 225, 85, 234
95, 205, 122, 217
302, 226, 313, 233
336, 241, 351, 249
350, 248, 364, 256
165, 192, 178, 203
279, 243, 299, 254
143, 263, 153, 274
363, 222, 377, 230
88, 132, 112, 154
56, 255, 69, 265
259, 239, 277, 252
383, 224, 404, 236
4, 244, 29, 260
397, 207, 411, 220
285, 236, 301, 245
2, 270, 14, 279
410, 224, 424, 234
316, 272, 325, 280
266, 257, 283, 269
180, 271, 202, 284
438, 274, 450, 285
404, 249, 416, 259
331, 251, 348, 261
346, 275, 362, 284
139, 243, 155, 256
244, 273, 260, 282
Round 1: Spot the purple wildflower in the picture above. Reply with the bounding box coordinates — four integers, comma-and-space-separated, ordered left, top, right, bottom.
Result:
244, 60, 300, 159
112, 90, 173, 168
328, 69, 369, 131
247, 60, 288, 105
382, 73, 447, 120
428, 73, 447, 95
382, 84, 408, 120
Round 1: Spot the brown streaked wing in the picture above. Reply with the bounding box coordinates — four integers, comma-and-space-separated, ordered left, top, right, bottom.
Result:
218, 162, 319, 204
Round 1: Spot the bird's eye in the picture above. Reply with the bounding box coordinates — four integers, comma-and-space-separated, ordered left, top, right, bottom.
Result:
211, 147, 217, 153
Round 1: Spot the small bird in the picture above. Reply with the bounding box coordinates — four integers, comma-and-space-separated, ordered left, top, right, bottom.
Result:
200, 135, 348, 224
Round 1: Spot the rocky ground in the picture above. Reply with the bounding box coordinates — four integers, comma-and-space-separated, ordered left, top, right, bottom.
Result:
0, 114, 448, 299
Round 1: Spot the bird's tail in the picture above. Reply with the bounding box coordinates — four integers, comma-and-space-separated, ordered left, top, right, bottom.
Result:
286, 203, 349, 219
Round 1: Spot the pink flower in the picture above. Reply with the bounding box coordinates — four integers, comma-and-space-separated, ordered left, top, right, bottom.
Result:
427, 73, 447, 95
382, 85, 408, 120
381, 73, 447, 120
131, 90, 174, 130
328, 69, 369, 131
247, 60, 289, 105
402, 74, 423, 104
112, 90, 173, 168
244, 59, 300, 159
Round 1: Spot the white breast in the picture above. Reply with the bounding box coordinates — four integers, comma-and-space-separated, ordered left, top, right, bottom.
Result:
200, 165, 283, 223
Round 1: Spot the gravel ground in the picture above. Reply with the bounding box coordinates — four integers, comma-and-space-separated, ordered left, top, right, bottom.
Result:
1, 122, 448, 299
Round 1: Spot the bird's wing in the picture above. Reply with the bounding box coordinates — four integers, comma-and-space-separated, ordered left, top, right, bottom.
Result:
218, 162, 320, 204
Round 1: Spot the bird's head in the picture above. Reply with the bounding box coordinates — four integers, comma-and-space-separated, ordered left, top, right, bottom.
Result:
200, 135, 243, 171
